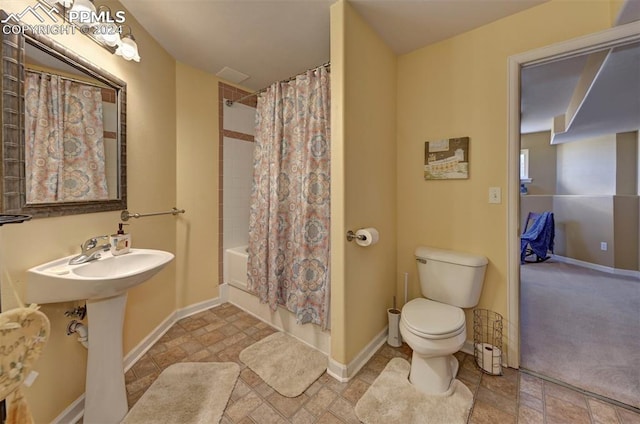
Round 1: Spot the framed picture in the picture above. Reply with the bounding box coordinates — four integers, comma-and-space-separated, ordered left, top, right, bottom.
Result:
424, 137, 469, 180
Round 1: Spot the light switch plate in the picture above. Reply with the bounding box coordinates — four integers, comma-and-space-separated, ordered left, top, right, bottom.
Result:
489, 187, 501, 204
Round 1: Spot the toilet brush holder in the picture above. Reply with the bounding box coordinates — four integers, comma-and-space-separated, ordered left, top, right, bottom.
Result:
387, 308, 402, 347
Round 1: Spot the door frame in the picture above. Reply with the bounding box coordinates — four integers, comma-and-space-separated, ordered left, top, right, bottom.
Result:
506, 21, 640, 369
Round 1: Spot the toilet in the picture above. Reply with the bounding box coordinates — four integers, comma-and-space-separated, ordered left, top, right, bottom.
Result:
399, 246, 488, 395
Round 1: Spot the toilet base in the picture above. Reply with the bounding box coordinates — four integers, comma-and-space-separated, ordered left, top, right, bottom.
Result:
409, 353, 460, 395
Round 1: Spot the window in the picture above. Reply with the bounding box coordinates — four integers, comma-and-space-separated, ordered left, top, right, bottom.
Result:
520, 149, 531, 182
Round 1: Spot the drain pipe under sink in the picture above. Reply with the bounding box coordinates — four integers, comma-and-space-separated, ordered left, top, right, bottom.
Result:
67, 320, 89, 349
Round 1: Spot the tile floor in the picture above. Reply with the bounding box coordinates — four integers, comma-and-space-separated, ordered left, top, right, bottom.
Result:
125, 303, 640, 424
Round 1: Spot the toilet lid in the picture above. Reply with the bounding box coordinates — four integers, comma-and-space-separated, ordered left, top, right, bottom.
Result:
401, 298, 465, 337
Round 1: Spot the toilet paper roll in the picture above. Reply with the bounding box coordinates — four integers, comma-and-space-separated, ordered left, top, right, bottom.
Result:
355, 228, 379, 247
475, 343, 502, 374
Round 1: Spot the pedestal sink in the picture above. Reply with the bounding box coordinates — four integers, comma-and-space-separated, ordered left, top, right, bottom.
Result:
26, 248, 174, 424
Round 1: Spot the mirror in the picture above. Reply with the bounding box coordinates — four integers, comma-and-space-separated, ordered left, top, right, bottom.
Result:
1, 10, 127, 218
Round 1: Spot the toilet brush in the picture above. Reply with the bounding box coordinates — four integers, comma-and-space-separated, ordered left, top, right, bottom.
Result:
387, 296, 402, 347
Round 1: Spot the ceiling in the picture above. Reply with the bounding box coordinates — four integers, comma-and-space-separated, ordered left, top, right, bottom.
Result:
521, 41, 640, 143
118, 0, 546, 91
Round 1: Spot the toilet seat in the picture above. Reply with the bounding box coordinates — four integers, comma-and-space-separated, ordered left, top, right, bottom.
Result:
401, 298, 465, 340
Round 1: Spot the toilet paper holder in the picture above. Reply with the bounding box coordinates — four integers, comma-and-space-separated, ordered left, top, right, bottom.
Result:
346, 230, 366, 242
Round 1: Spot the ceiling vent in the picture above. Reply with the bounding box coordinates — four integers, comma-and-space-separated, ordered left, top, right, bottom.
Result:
216, 66, 250, 84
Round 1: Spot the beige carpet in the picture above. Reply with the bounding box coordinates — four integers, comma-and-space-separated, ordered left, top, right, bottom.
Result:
121, 362, 240, 424
239, 332, 327, 397
521, 260, 640, 408
355, 358, 473, 424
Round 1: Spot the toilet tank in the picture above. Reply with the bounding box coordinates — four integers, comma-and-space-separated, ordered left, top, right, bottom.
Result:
415, 246, 488, 308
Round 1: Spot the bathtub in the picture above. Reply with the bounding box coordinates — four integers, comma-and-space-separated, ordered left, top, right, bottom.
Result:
225, 245, 249, 291
224, 245, 330, 354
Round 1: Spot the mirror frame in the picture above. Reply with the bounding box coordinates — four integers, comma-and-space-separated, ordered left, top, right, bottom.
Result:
0, 10, 127, 218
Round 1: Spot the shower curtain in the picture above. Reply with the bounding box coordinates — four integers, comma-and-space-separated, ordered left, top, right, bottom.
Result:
24, 71, 108, 203
247, 66, 331, 329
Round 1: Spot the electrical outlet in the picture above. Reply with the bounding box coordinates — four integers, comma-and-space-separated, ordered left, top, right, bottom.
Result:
600, 242, 608, 251
23, 371, 39, 387
488, 187, 501, 204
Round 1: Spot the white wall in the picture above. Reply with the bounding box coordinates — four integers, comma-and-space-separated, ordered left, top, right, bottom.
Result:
223, 137, 254, 249
222, 100, 256, 250
223, 100, 257, 135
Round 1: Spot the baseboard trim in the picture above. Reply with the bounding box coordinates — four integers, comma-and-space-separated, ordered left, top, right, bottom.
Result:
123, 311, 177, 372
124, 296, 224, 371
50, 394, 84, 424
176, 296, 225, 320
219, 282, 229, 302
553, 255, 640, 279
52, 295, 224, 424
327, 326, 388, 383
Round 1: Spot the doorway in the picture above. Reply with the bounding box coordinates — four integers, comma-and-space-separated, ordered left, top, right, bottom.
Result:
507, 23, 640, 409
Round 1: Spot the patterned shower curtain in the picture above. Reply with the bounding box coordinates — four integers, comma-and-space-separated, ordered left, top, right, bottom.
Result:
24, 71, 108, 203
247, 66, 331, 329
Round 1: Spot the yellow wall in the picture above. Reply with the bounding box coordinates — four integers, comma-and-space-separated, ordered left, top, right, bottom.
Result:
0, 1, 181, 421
396, 0, 613, 361
330, 0, 397, 365
176, 62, 220, 308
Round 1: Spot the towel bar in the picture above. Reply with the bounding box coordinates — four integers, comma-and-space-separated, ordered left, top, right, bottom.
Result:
120, 207, 185, 221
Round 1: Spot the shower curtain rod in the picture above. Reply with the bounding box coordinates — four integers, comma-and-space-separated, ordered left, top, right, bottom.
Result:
225, 61, 330, 107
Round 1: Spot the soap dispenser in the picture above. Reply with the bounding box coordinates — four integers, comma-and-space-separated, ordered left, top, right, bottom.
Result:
110, 223, 131, 256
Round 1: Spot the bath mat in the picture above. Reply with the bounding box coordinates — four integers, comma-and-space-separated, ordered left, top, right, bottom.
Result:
239, 332, 327, 397
355, 358, 473, 424
121, 362, 240, 424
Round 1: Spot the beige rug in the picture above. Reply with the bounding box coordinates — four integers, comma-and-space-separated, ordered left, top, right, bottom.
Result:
355, 358, 473, 424
239, 332, 327, 397
121, 362, 240, 424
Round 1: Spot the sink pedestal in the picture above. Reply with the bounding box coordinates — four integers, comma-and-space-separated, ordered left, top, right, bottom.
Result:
84, 292, 129, 424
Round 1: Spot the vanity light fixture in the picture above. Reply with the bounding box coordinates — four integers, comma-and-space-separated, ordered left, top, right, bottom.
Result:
51, 0, 141, 62
115, 26, 140, 62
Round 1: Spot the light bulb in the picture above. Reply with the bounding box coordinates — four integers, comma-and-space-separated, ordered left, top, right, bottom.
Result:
115, 35, 140, 62
69, 0, 97, 26
97, 23, 121, 47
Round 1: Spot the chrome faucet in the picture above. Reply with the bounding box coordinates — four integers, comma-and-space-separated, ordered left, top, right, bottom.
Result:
69, 235, 111, 265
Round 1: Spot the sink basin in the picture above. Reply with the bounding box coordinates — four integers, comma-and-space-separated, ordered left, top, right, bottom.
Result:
26, 248, 174, 304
